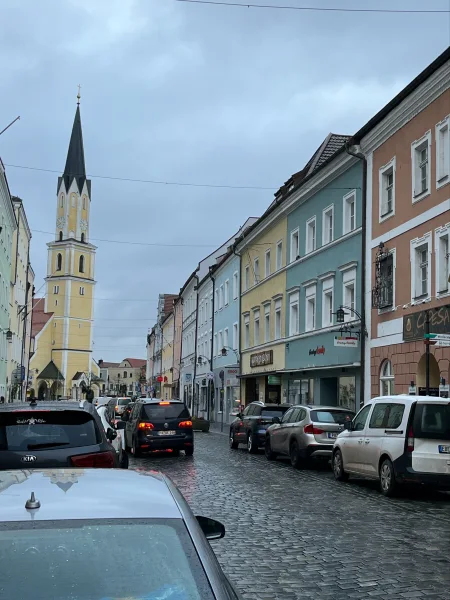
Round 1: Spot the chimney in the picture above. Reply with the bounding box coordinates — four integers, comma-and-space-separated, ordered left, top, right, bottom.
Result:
98, 359, 103, 366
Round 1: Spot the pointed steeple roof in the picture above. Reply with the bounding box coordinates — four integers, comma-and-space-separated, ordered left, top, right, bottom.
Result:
58, 102, 91, 196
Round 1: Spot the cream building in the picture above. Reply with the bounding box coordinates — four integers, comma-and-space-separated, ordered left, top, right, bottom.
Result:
99, 358, 146, 396
29, 98, 99, 399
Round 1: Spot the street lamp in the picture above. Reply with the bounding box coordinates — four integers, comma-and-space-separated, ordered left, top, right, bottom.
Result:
220, 346, 240, 363
336, 307, 346, 324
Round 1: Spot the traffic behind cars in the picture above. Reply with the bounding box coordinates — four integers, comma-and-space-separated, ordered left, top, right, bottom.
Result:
0, 399, 118, 469
96, 404, 129, 468
0, 468, 241, 599
107, 396, 131, 418
229, 401, 292, 453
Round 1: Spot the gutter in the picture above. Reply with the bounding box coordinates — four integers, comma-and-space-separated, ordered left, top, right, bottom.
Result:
345, 141, 367, 409
192, 274, 200, 416
232, 246, 242, 405
208, 266, 216, 421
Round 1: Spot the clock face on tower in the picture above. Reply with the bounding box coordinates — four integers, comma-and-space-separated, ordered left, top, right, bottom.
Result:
56, 217, 66, 229
80, 220, 88, 232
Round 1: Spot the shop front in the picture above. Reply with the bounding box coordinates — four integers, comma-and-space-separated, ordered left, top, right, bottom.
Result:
213, 366, 241, 427
284, 330, 361, 413
240, 344, 287, 406
182, 372, 193, 411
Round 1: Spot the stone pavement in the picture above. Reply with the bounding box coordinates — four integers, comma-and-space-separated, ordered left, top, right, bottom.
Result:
130, 431, 450, 600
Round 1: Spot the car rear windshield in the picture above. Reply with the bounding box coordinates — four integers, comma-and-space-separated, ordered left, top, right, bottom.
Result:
144, 403, 191, 420
310, 410, 355, 424
0, 411, 100, 451
117, 399, 129, 406
261, 407, 290, 418
0, 518, 214, 600
413, 403, 450, 441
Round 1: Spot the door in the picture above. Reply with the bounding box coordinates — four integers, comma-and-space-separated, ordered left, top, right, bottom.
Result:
363, 402, 406, 477
271, 408, 295, 454
235, 405, 252, 441
320, 378, 338, 406
341, 404, 372, 472
411, 402, 450, 475
126, 403, 140, 446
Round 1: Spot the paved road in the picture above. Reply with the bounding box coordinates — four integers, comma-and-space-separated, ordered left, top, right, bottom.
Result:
130, 432, 450, 600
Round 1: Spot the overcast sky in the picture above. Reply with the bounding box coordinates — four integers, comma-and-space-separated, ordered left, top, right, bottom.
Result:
1, 0, 449, 363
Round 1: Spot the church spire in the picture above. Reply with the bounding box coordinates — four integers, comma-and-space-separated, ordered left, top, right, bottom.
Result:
60, 93, 88, 194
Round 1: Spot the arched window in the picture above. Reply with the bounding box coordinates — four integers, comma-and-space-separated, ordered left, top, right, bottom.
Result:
82, 196, 86, 210
81, 233, 85, 243
124, 371, 127, 378
79, 255, 85, 273
60, 194, 64, 208
59, 231, 63, 241
380, 360, 395, 396
56, 253, 62, 271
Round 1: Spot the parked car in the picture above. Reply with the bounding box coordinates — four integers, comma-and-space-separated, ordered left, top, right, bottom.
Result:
94, 396, 111, 408
97, 405, 129, 468
265, 405, 355, 468
121, 400, 135, 422
123, 398, 194, 457
332, 395, 450, 496
0, 468, 241, 599
229, 401, 292, 453
107, 396, 131, 419
0, 399, 118, 469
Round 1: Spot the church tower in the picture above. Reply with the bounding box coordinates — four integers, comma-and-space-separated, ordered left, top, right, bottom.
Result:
44, 94, 97, 397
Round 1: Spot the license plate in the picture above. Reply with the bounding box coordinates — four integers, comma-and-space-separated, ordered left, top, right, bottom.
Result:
158, 431, 176, 436
439, 445, 450, 453
327, 432, 338, 439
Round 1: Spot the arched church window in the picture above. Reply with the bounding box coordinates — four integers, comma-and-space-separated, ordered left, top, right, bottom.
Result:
60, 194, 64, 208
81, 233, 85, 243
82, 196, 86, 210
59, 231, 63, 241
79, 255, 85, 273
56, 253, 62, 271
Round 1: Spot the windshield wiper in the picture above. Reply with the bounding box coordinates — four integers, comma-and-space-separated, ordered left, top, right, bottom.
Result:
27, 442, 70, 450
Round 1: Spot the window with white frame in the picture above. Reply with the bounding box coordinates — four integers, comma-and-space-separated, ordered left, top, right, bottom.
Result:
436, 226, 450, 295
290, 229, 299, 262
205, 299, 209, 321
264, 303, 271, 342
379, 158, 395, 219
411, 235, 431, 300
244, 313, 250, 349
215, 289, 219, 311
253, 257, 260, 284
233, 271, 238, 299
276, 241, 283, 270
412, 131, 432, 201
380, 360, 395, 396
322, 206, 334, 245
436, 116, 450, 187
79, 287, 85, 296
218, 330, 223, 355
306, 217, 316, 253
265, 249, 271, 278
253, 309, 260, 346
224, 327, 229, 349
342, 267, 356, 321
274, 298, 282, 340
233, 322, 238, 349
224, 279, 229, 305
289, 291, 299, 336
244, 265, 250, 291
305, 285, 316, 331
213, 333, 218, 357
343, 191, 356, 234
54, 285, 59, 294
219, 285, 224, 309
322, 278, 334, 328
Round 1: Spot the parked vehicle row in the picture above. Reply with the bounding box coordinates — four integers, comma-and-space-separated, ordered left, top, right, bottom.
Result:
231, 396, 450, 497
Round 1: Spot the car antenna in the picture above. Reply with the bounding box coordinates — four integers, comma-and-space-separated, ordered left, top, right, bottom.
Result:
25, 492, 41, 510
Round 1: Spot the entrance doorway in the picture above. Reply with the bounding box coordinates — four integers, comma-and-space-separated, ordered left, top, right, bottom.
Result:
38, 381, 48, 400
417, 353, 440, 388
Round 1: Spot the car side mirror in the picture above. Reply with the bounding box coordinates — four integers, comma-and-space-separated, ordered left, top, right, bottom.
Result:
343, 420, 353, 431
106, 428, 117, 441
196, 516, 225, 540
272, 416, 280, 424
115, 421, 126, 430
237, 412, 243, 419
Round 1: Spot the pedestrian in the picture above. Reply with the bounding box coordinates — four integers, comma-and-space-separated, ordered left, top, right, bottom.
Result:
0, 396, 4, 404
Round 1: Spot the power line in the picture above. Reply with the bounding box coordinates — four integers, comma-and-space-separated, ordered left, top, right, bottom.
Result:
175, 0, 449, 13
4, 163, 275, 191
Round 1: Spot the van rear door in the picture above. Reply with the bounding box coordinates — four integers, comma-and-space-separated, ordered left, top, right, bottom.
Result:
411, 401, 450, 474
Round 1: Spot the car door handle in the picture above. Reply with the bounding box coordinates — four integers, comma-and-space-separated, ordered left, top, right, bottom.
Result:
358, 439, 363, 444
385, 429, 403, 434
364, 440, 370, 444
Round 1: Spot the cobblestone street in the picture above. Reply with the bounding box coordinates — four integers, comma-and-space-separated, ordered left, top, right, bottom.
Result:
130, 431, 450, 600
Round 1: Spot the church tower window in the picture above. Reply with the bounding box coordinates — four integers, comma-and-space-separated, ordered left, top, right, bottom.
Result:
81, 233, 85, 243
79, 255, 85, 273
59, 231, 63, 241
56, 253, 62, 271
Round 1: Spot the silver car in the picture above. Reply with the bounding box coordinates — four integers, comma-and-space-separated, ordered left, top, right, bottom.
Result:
265, 405, 355, 468
0, 468, 241, 599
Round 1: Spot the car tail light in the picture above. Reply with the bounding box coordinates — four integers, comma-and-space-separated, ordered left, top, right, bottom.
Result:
159, 401, 170, 405
115, 405, 119, 411
138, 422, 154, 430
179, 420, 192, 428
70, 451, 115, 468
407, 425, 414, 452
304, 424, 324, 435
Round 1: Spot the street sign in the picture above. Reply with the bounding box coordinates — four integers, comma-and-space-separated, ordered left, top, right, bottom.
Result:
436, 341, 450, 347
424, 333, 450, 341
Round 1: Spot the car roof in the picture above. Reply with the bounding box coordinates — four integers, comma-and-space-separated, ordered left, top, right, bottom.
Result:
304, 405, 354, 411
252, 403, 291, 408
0, 400, 97, 415
0, 469, 181, 522
138, 398, 184, 405
370, 395, 450, 405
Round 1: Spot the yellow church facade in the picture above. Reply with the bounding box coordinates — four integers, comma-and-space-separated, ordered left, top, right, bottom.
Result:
29, 100, 100, 400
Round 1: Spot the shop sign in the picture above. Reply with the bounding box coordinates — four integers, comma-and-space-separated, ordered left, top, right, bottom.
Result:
334, 336, 358, 348
418, 387, 439, 397
308, 345, 325, 356
403, 305, 450, 342
268, 375, 281, 385
439, 384, 449, 398
250, 350, 273, 368
225, 368, 239, 387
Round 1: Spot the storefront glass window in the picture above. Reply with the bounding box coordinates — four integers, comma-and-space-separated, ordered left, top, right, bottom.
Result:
287, 379, 314, 404
339, 376, 356, 412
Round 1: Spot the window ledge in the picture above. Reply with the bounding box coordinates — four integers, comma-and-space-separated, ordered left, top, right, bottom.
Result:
437, 290, 450, 299
379, 211, 395, 224
437, 176, 450, 190
412, 190, 431, 204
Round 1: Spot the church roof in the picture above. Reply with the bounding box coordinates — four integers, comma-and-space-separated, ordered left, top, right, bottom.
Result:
31, 298, 53, 339
59, 104, 91, 196
37, 360, 65, 381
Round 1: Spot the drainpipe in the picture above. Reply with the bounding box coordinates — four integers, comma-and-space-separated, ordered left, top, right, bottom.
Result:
209, 267, 216, 422
345, 141, 367, 409
192, 274, 200, 416
232, 245, 242, 407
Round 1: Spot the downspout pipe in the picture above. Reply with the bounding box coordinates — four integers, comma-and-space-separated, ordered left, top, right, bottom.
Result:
345, 141, 367, 409
232, 244, 242, 406
192, 274, 200, 416
209, 267, 216, 422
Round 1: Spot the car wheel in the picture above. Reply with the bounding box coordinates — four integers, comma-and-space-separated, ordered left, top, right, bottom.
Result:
265, 436, 277, 461
131, 438, 141, 458
247, 433, 258, 454
380, 458, 397, 497
229, 431, 239, 449
119, 450, 129, 469
332, 449, 349, 482
290, 440, 302, 469
185, 446, 194, 456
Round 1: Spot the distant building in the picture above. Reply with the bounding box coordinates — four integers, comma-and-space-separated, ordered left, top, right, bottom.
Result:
146, 293, 177, 396
98, 358, 146, 396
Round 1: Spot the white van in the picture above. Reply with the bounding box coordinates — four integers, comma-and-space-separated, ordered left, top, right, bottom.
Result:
332, 395, 450, 496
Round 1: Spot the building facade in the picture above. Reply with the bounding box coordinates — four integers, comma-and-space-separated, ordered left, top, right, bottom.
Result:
160, 310, 174, 399
29, 101, 99, 399
0, 160, 17, 399
180, 274, 197, 411
212, 250, 241, 426
100, 358, 146, 396
356, 48, 450, 399
7, 197, 33, 402
172, 297, 183, 398
195, 272, 213, 418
